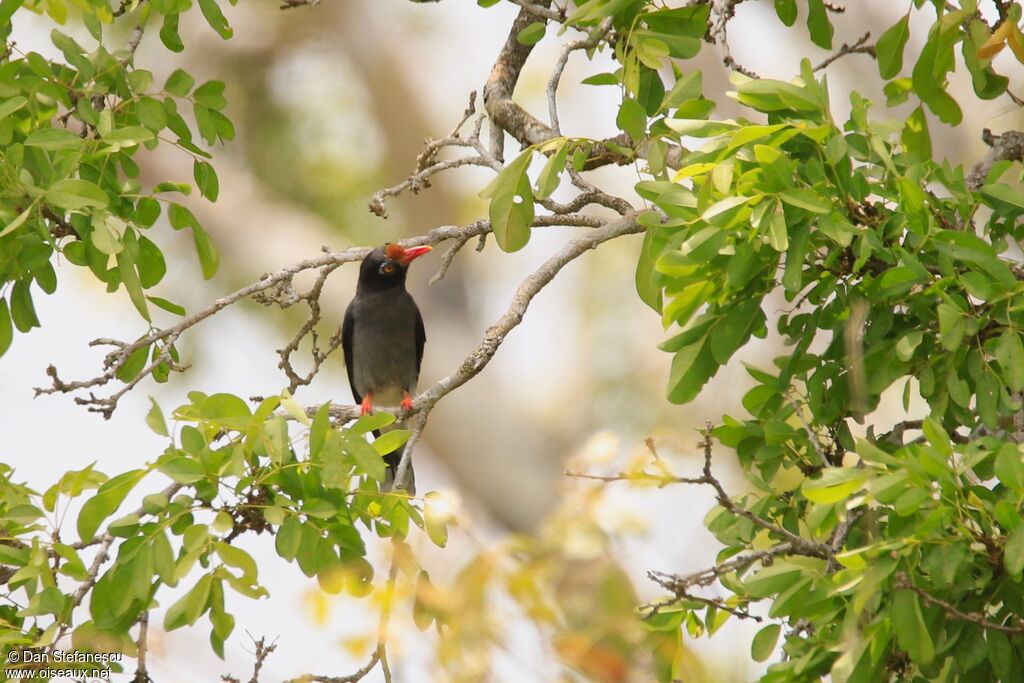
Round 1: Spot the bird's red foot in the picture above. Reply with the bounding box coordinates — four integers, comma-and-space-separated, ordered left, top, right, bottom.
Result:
401, 391, 414, 412
360, 393, 374, 416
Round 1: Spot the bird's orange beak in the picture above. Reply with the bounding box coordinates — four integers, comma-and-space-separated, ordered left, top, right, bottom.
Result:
399, 245, 432, 265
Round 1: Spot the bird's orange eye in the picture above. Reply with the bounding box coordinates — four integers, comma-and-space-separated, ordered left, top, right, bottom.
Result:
380, 263, 395, 275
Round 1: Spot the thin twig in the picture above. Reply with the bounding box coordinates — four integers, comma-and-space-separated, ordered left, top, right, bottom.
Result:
133, 612, 150, 683
813, 31, 875, 71
547, 18, 613, 136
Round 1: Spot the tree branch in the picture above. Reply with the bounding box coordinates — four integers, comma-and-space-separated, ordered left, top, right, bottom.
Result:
893, 572, 1024, 635
390, 213, 642, 489
813, 31, 875, 71
483, 3, 685, 170
967, 128, 1024, 191
35, 212, 601, 417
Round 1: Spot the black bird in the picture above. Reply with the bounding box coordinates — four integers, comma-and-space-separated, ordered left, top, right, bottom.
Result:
342, 243, 432, 491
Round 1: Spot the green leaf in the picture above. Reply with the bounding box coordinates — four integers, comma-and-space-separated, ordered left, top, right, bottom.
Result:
194, 81, 227, 110
0, 300, 12, 357
876, 15, 910, 79
159, 456, 206, 484
0, 203, 35, 240
275, 517, 302, 562
922, 416, 952, 457
24, 128, 82, 150
77, 469, 145, 542
996, 330, 1024, 392
0, 0, 25, 31
190, 393, 252, 429
805, 0, 833, 49
582, 73, 619, 86
901, 105, 931, 161
933, 230, 1015, 287
481, 150, 534, 252
192, 225, 219, 279
516, 21, 545, 45
893, 589, 934, 665
745, 562, 807, 598
779, 189, 830, 214
773, 0, 796, 26
10, 280, 39, 332
164, 574, 213, 630
116, 343, 150, 382
198, 0, 233, 39
937, 303, 965, 350
147, 296, 186, 316
616, 98, 647, 141
215, 543, 257, 582
345, 435, 387, 482
701, 195, 752, 222
372, 430, 411, 456
535, 141, 567, 200
1004, 524, 1024, 575
165, 69, 195, 97
636, 66, 665, 115
751, 623, 781, 662
977, 371, 1000, 430
146, 398, 168, 437
989, 630, 1013, 679
666, 336, 716, 404
963, 20, 1010, 99
160, 12, 185, 53
0, 95, 27, 121
924, 89, 962, 126
193, 161, 220, 201
994, 443, 1024, 489
350, 412, 396, 434
47, 179, 108, 210
102, 126, 155, 147
981, 182, 1024, 211
302, 499, 337, 520
137, 96, 168, 132
802, 467, 871, 504
768, 202, 788, 252
117, 248, 151, 321
709, 298, 763, 365
137, 236, 167, 289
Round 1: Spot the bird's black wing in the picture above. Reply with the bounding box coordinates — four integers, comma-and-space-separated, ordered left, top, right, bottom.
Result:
341, 302, 361, 404
414, 305, 426, 375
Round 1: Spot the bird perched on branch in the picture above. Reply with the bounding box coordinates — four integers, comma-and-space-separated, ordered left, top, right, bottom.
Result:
342, 243, 432, 492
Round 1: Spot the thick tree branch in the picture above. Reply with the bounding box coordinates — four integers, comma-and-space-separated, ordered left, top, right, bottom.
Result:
483, 4, 685, 170
967, 128, 1024, 190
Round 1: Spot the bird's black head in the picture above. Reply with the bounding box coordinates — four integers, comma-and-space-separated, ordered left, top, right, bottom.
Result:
357, 243, 432, 292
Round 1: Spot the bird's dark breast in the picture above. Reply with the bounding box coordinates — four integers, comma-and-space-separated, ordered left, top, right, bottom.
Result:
349, 290, 421, 402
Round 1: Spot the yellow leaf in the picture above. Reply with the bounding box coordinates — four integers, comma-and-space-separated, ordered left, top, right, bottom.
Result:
978, 19, 1012, 59
1009, 25, 1024, 63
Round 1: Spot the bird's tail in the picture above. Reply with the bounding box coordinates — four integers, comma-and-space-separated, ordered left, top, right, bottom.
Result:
373, 428, 415, 494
